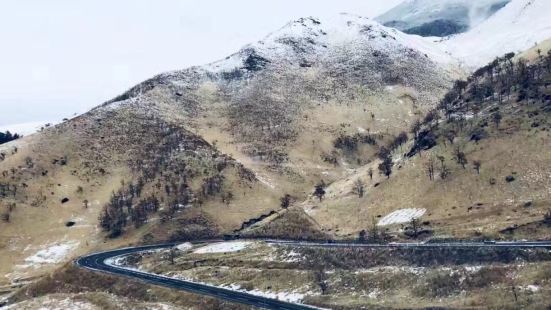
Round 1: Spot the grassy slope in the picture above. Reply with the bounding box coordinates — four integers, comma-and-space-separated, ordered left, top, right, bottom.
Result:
134, 241, 551, 309
302, 49, 551, 240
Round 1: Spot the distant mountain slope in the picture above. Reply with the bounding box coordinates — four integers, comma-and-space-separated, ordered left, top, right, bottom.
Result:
0, 13, 459, 289
439, 0, 551, 67
376, 0, 510, 37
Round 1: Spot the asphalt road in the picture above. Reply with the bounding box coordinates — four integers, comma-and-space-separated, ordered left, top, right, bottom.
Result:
76, 240, 551, 310
270, 240, 551, 248
76, 243, 322, 310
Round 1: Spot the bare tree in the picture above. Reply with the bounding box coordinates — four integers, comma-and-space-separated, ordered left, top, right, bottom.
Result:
437, 155, 450, 180
314, 268, 328, 295
368, 167, 374, 180
444, 130, 456, 145
353, 178, 366, 198
424, 156, 436, 180
314, 183, 326, 202
410, 218, 420, 238
280, 194, 292, 209
473, 160, 481, 174
544, 210, 551, 225
454, 148, 468, 169
378, 156, 393, 179
358, 229, 367, 243
492, 112, 502, 129
410, 119, 422, 139
167, 247, 179, 265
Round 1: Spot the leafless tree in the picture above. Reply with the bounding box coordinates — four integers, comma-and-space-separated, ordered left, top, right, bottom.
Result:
280, 194, 292, 209
410, 119, 422, 139
454, 147, 468, 169
314, 182, 326, 202
425, 156, 436, 180
473, 160, 481, 174
353, 178, 366, 198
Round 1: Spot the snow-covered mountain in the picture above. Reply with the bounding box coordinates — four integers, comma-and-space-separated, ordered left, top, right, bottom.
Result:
376, 0, 510, 37
439, 0, 551, 67
205, 13, 456, 70
107, 13, 457, 110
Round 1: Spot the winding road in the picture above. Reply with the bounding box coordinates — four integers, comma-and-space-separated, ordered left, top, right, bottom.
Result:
76, 240, 551, 310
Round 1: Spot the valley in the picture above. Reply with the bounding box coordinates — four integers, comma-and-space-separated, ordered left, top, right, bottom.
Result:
1, 0, 551, 309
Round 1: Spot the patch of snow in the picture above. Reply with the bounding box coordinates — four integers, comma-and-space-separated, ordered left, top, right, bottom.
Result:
355, 266, 426, 275
248, 289, 305, 303
464, 266, 484, 273
367, 288, 381, 299
193, 241, 253, 254
524, 285, 540, 292
282, 250, 303, 262
377, 208, 426, 226
220, 283, 307, 304
253, 172, 276, 189
176, 242, 193, 251
24, 241, 79, 265
104, 255, 128, 268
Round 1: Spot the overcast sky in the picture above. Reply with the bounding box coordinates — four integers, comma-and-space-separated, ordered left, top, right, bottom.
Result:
0, 0, 403, 131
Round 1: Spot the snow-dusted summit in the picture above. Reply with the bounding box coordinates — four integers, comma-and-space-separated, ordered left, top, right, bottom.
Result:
204, 13, 455, 73
105, 13, 457, 109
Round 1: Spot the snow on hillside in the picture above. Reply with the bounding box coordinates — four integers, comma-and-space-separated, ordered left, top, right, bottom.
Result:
105, 12, 456, 111
24, 242, 79, 265
439, 0, 551, 67
377, 208, 426, 226
193, 241, 253, 254
377, 0, 510, 36
204, 13, 456, 74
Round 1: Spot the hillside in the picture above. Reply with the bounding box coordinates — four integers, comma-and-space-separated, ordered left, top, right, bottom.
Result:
0, 13, 460, 300
439, 0, 551, 67
2, 7, 551, 309
300, 45, 551, 240
376, 0, 510, 37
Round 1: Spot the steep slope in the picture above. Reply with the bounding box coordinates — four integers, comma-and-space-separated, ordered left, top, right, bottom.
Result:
303, 49, 551, 240
104, 13, 460, 200
376, 0, 510, 37
0, 13, 460, 295
439, 0, 551, 67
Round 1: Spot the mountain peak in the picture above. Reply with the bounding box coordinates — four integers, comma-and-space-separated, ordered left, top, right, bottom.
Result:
202, 13, 455, 75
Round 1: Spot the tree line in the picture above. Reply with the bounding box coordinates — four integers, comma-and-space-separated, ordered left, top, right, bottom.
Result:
0, 131, 21, 145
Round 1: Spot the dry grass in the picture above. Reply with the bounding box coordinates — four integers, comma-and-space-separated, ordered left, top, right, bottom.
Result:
240, 207, 328, 240
307, 99, 551, 239
136, 241, 551, 309
6, 263, 254, 310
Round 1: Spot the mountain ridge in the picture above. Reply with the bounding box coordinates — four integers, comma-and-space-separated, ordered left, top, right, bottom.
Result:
2, 6, 551, 308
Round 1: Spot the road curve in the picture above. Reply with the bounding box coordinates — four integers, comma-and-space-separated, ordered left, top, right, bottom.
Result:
76, 243, 322, 310
76, 240, 551, 310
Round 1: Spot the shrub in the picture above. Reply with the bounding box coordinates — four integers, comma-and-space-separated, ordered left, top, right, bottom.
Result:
544, 210, 551, 225
470, 127, 488, 142
414, 272, 462, 298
